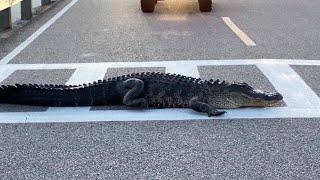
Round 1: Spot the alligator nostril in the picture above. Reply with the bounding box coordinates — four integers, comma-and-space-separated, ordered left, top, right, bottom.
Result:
275, 93, 283, 100
264, 92, 283, 101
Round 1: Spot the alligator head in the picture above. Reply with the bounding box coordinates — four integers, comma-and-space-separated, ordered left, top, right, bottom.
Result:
206, 80, 283, 108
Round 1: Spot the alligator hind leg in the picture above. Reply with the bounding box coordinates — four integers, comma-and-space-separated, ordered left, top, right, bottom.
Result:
122, 78, 148, 108
189, 96, 226, 116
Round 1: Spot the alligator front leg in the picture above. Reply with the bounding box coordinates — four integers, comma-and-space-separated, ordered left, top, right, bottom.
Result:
189, 96, 226, 116
122, 78, 148, 108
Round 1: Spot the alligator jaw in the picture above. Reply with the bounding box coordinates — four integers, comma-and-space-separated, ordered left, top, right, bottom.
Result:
242, 90, 283, 107
254, 90, 283, 101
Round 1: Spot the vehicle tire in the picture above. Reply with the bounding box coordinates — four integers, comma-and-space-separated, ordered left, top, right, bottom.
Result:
141, 0, 156, 13
198, 0, 212, 12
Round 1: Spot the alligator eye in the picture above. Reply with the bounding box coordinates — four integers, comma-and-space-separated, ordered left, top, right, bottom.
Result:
237, 82, 248, 86
239, 83, 254, 90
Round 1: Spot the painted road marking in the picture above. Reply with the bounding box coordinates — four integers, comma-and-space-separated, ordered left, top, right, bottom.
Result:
0, 59, 319, 123
2, 59, 320, 71
65, 67, 108, 85
1, 59, 320, 108
257, 64, 320, 108
46, 66, 107, 112
0, 0, 79, 65
0, 66, 16, 83
1, 107, 320, 124
222, 17, 256, 46
165, 63, 200, 78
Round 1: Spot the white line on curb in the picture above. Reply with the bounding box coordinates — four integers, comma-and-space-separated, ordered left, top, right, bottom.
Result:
0, 0, 79, 65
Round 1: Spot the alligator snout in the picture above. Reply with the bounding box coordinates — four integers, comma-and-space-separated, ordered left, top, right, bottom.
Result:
265, 92, 283, 101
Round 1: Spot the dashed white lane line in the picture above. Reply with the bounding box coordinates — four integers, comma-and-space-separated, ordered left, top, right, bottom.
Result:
0, 0, 79, 65
222, 17, 256, 46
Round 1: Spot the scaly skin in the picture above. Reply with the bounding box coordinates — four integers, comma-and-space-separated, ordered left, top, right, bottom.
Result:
0, 72, 283, 116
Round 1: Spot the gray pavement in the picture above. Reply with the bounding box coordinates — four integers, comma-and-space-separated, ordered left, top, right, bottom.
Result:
1, 119, 320, 179
291, 65, 320, 97
1, 0, 320, 63
1, 0, 320, 179
0, 0, 72, 59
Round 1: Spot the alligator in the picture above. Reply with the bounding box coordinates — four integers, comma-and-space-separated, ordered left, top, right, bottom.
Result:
0, 72, 283, 116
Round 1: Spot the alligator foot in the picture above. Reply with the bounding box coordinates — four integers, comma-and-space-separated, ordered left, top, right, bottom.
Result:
189, 96, 226, 116
122, 78, 148, 108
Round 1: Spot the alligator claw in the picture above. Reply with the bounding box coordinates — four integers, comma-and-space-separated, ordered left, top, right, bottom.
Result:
208, 110, 226, 117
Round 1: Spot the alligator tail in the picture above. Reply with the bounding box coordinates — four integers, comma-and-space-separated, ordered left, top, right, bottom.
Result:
0, 84, 93, 106
0, 80, 121, 106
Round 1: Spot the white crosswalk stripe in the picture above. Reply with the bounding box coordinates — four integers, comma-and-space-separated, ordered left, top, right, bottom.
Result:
0, 59, 319, 123
46, 66, 108, 112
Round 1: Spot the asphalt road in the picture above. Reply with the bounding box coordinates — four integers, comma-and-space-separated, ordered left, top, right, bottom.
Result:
2, 0, 320, 63
1, 119, 320, 179
1, 0, 320, 179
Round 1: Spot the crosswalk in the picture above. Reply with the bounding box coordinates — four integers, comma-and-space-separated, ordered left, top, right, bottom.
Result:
0, 59, 320, 123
